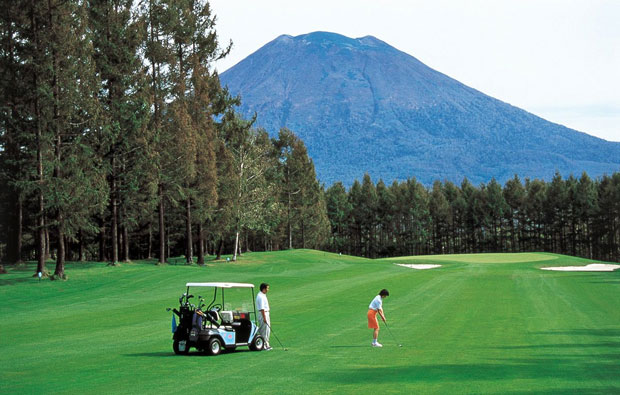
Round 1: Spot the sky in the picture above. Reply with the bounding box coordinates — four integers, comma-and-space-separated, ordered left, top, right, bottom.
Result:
209, 0, 620, 142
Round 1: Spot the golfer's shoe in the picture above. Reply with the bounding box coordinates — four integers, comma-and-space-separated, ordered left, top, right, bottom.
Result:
372, 342, 383, 347
264, 346, 273, 351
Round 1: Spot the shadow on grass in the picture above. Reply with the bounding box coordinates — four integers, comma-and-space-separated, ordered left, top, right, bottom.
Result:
312, 357, 619, 384
530, 328, 620, 337
0, 277, 40, 286
124, 349, 254, 358
329, 345, 375, 349
493, 341, 620, 350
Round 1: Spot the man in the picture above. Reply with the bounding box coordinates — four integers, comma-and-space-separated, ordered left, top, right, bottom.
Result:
256, 282, 272, 350
368, 289, 389, 347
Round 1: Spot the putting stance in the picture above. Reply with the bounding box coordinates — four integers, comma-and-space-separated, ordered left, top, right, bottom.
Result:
256, 283, 273, 351
368, 289, 389, 347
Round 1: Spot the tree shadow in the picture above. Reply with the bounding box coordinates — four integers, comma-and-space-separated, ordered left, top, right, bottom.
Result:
530, 329, 620, 337
312, 356, 619, 384
0, 277, 40, 286
313, 330, 620, 391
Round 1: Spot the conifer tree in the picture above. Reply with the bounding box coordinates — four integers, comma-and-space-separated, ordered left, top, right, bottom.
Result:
325, 182, 351, 253
0, 1, 30, 263
45, 0, 107, 278
90, 0, 151, 264
503, 175, 525, 252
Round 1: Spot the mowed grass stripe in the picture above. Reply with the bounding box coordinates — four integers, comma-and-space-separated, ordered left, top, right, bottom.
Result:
0, 251, 618, 394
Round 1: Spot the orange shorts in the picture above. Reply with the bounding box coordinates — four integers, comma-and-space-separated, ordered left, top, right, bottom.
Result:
367, 309, 379, 329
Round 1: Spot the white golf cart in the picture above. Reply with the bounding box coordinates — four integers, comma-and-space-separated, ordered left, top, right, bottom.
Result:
169, 282, 265, 356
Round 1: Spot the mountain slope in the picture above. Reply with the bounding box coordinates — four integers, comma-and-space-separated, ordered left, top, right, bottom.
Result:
220, 31, 620, 185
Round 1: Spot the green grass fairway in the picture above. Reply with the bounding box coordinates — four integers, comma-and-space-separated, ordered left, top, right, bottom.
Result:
1, 251, 619, 394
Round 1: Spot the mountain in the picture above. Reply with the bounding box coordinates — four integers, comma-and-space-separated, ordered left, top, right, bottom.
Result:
220, 31, 620, 186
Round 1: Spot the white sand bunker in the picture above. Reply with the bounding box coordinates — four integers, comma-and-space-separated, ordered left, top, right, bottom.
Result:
541, 263, 620, 272
395, 263, 441, 270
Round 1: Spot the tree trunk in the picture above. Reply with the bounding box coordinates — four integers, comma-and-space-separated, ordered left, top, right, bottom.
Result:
158, 183, 165, 264
197, 223, 205, 265
79, 230, 85, 262
233, 230, 240, 261
185, 197, 192, 264
16, 196, 23, 263
216, 238, 223, 260
123, 224, 129, 262
54, 217, 65, 278
32, 0, 46, 276
147, 223, 152, 259
54, 133, 65, 278
111, 158, 119, 264
288, 191, 293, 249
44, 224, 50, 260
111, 191, 118, 264
99, 221, 106, 262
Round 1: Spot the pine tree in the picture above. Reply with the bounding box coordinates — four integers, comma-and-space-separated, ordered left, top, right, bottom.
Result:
376, 179, 396, 256
45, 0, 108, 278
503, 175, 525, 252
0, 1, 30, 263
485, 178, 508, 252
90, 0, 152, 264
429, 180, 450, 254
325, 182, 351, 253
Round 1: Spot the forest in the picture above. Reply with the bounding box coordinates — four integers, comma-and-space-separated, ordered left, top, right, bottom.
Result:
0, 1, 618, 278
324, 173, 620, 263
0, 0, 329, 277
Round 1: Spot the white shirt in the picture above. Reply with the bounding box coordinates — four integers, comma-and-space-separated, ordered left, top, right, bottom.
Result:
256, 291, 270, 312
369, 295, 383, 311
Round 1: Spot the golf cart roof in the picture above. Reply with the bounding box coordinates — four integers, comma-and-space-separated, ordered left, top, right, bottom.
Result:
185, 282, 254, 288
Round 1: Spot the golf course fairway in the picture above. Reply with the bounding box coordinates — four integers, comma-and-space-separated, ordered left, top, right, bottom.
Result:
1, 250, 619, 394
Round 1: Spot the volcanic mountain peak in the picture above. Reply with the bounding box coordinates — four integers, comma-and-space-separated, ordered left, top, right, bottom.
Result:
221, 32, 619, 185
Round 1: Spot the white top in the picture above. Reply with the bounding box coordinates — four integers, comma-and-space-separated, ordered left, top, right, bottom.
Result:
185, 282, 254, 288
256, 291, 270, 312
368, 295, 383, 311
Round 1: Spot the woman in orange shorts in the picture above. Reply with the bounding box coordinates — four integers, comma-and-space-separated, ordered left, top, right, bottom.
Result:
367, 289, 389, 347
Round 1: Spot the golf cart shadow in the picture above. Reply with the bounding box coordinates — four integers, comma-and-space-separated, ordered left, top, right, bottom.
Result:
124, 349, 253, 358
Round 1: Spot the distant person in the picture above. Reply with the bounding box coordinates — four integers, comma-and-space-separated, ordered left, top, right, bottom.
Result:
368, 289, 389, 347
256, 282, 273, 351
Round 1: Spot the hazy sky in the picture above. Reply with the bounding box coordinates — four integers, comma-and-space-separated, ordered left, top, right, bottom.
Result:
210, 0, 620, 142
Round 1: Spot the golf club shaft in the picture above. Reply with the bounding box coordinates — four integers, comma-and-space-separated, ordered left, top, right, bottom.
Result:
264, 321, 286, 350
383, 320, 402, 346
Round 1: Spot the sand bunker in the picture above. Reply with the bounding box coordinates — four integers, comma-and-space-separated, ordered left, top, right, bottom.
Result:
540, 263, 620, 272
395, 263, 441, 270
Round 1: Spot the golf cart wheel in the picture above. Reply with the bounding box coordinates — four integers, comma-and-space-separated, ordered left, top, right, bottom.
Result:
173, 339, 190, 355
207, 338, 222, 356
250, 335, 264, 351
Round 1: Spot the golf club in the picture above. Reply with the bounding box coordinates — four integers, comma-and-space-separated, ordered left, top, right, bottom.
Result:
382, 320, 403, 347
264, 321, 288, 351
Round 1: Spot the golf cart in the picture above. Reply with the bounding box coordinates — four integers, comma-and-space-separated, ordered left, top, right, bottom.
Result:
168, 282, 265, 356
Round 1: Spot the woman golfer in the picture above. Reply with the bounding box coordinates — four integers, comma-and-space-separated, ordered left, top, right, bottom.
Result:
368, 289, 389, 347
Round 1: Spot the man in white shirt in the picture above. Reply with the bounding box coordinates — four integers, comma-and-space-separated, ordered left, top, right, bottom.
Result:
367, 289, 389, 347
256, 282, 272, 350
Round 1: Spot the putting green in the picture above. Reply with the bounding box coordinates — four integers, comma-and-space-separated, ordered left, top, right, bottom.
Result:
388, 252, 559, 264
1, 250, 619, 394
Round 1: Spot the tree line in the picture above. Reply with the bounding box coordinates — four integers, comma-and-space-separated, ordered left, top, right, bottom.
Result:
0, 0, 329, 277
325, 172, 620, 262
